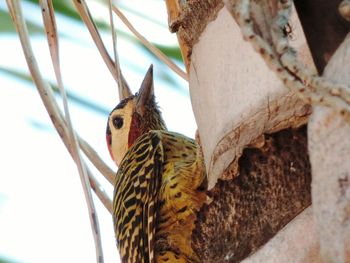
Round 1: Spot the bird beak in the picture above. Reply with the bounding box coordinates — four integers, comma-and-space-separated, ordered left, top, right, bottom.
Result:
136, 64, 154, 115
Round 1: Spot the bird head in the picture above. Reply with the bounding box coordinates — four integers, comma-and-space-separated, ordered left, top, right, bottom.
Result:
106, 65, 166, 166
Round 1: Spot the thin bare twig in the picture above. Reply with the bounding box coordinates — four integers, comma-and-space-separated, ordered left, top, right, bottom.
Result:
108, 0, 122, 91
79, 137, 115, 184
72, 0, 130, 94
107, 0, 133, 99
87, 165, 113, 213
7, 2, 113, 261
112, 5, 188, 81
32, 0, 115, 189
39, 0, 104, 261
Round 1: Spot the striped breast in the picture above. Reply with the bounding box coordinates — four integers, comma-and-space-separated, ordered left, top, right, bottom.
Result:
113, 130, 207, 263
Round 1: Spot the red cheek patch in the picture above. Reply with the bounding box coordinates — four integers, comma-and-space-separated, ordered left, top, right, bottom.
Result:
128, 113, 141, 147
106, 133, 114, 160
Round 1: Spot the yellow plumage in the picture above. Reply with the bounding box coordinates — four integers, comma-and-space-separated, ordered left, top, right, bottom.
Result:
114, 131, 206, 262
107, 66, 206, 262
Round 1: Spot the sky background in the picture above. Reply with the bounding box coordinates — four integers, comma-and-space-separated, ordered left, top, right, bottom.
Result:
0, 1, 196, 262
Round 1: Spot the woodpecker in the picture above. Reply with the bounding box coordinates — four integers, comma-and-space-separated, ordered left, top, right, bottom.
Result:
106, 65, 207, 263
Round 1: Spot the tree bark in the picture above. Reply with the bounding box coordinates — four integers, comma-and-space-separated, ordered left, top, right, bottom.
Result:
193, 126, 311, 262
164, 0, 349, 262
241, 207, 320, 263
309, 33, 350, 263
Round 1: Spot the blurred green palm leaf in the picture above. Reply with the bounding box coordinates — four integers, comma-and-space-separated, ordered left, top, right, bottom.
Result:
0, 0, 184, 117
1, 0, 182, 60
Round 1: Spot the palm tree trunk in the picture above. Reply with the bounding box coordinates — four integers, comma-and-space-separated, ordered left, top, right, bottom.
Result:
165, 0, 350, 262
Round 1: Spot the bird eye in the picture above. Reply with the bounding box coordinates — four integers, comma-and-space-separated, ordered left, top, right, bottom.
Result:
113, 116, 124, 129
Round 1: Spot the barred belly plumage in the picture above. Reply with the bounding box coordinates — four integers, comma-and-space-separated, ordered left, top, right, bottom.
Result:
106, 66, 207, 263
113, 131, 206, 263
